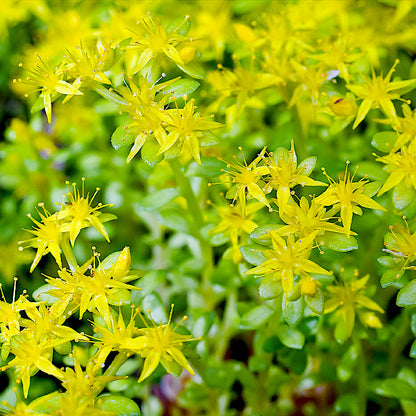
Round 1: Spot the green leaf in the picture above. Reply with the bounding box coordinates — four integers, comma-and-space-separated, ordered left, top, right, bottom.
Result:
240, 304, 274, 330
186, 157, 224, 178
108, 289, 131, 306
240, 245, 267, 266
282, 297, 304, 327
135, 188, 179, 211
192, 312, 215, 338
250, 224, 281, 246
305, 289, 324, 314
276, 349, 307, 374
31, 392, 62, 413
371, 131, 397, 152
321, 232, 358, 252
141, 292, 168, 322
32, 284, 59, 304
374, 379, 416, 400
362, 181, 382, 197
298, 156, 317, 175
259, 275, 283, 300
263, 336, 283, 353
100, 251, 122, 270
377, 255, 402, 268
380, 268, 404, 288
397, 280, 416, 307
166, 16, 191, 36
337, 345, 358, 382
202, 363, 236, 389
398, 368, 416, 389
392, 182, 416, 210
277, 325, 305, 349
111, 120, 135, 150
30, 91, 59, 113
334, 320, 349, 344
141, 138, 163, 166
54, 341, 71, 355
178, 381, 209, 408
159, 208, 190, 233
96, 394, 141, 416
177, 62, 205, 79
157, 79, 200, 102
411, 313, 416, 337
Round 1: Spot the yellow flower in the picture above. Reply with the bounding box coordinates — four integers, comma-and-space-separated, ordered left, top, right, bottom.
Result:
376, 140, 416, 196
92, 309, 137, 371
60, 350, 123, 405
276, 196, 354, 238
347, 60, 416, 129
264, 141, 326, 212
22, 303, 88, 344
127, 15, 191, 73
121, 307, 195, 383
57, 178, 116, 246
315, 163, 386, 237
325, 275, 384, 338
159, 98, 223, 165
208, 60, 276, 117
51, 252, 138, 327
210, 200, 262, 263
18, 204, 63, 272
223, 147, 270, 214
0, 283, 38, 347
18, 54, 82, 123
384, 221, 416, 270
246, 231, 331, 299
1, 332, 64, 398
117, 76, 177, 163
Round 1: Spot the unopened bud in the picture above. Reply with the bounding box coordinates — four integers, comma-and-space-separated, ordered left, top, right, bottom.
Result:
112, 246, 131, 280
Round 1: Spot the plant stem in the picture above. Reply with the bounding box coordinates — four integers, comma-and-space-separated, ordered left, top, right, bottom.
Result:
387, 309, 412, 374
92, 352, 128, 396
214, 290, 237, 361
353, 335, 367, 416
61, 235, 78, 271
169, 159, 214, 299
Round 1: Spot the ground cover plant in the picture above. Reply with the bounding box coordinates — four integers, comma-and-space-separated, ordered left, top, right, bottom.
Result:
2, 0, 416, 415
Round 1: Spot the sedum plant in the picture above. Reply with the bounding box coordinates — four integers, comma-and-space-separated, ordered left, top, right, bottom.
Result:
3, 1, 416, 415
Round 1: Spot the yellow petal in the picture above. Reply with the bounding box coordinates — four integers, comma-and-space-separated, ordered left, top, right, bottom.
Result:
138, 351, 161, 383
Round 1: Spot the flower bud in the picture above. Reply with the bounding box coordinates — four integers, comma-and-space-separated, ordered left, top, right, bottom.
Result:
301, 278, 319, 297
362, 312, 382, 329
233, 23, 257, 43
327, 96, 356, 117
112, 246, 131, 280
179, 45, 197, 64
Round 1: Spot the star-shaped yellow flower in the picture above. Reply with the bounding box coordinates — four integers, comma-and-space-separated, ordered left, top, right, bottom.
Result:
246, 231, 331, 299
347, 60, 416, 129
315, 163, 386, 237
121, 307, 195, 383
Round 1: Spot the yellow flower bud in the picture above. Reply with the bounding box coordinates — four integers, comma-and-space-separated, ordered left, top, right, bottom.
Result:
233, 23, 257, 43
301, 278, 319, 297
327, 96, 356, 117
112, 246, 131, 280
363, 312, 382, 329
179, 45, 197, 64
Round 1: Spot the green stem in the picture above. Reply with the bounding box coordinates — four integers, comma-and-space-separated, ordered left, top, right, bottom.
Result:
92, 352, 128, 396
388, 309, 411, 374
93, 83, 127, 106
61, 235, 78, 271
169, 159, 214, 298
353, 335, 367, 416
214, 290, 237, 361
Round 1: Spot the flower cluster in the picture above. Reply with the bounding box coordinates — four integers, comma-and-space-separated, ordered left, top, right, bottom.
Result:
0, 182, 196, 411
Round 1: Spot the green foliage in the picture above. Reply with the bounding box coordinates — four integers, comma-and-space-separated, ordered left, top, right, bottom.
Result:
2, 1, 416, 415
